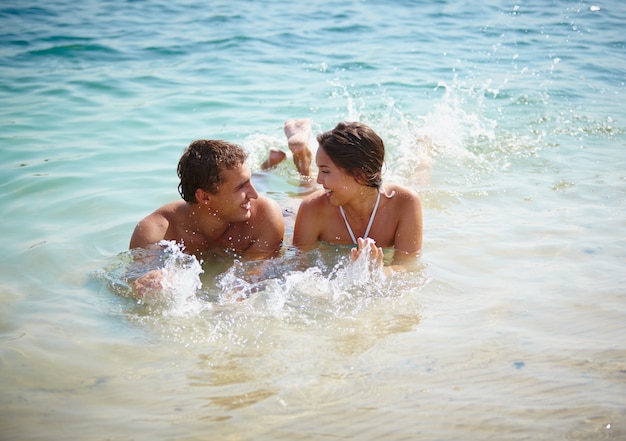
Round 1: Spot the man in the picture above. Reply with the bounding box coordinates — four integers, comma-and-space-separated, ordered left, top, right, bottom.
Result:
129, 139, 284, 295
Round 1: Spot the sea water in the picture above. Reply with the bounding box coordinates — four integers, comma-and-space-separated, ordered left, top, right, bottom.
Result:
1, 0, 625, 439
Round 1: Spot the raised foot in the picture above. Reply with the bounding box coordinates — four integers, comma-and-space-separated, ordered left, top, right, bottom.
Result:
284, 118, 313, 176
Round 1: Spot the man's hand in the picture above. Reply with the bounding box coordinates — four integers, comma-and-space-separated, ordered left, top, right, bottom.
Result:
132, 269, 165, 297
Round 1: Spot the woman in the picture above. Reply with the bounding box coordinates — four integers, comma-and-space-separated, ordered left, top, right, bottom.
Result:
291, 120, 423, 268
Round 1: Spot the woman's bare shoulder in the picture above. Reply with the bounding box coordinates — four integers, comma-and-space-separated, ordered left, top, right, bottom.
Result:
300, 189, 332, 209
384, 184, 421, 202
294, 189, 334, 228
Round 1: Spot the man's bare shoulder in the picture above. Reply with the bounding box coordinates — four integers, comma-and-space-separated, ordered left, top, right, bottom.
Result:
252, 195, 280, 211
141, 201, 190, 228
251, 194, 282, 216
150, 200, 187, 215
129, 201, 187, 249
245, 195, 284, 232
239, 195, 284, 257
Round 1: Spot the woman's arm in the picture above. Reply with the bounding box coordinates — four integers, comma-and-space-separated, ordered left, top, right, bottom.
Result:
391, 189, 423, 266
293, 192, 325, 248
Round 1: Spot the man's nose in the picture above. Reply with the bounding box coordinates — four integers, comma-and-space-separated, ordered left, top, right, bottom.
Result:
248, 184, 259, 199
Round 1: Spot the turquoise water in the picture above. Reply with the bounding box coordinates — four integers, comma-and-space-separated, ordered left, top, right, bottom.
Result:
1, 0, 625, 439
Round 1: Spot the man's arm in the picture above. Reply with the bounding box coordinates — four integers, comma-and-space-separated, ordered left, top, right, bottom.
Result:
129, 212, 169, 250
124, 212, 171, 298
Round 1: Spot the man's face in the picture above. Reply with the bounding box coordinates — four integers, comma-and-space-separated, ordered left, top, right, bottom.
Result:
210, 163, 259, 222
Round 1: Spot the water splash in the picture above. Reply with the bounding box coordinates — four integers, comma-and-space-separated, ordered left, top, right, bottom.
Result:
421, 80, 497, 158
92, 240, 206, 316
215, 259, 258, 303
93, 240, 429, 346
155, 241, 206, 316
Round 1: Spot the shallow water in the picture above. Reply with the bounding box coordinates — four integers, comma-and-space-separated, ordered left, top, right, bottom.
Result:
1, 0, 625, 439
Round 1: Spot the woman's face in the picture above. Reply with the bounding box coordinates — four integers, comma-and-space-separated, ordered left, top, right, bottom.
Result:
315, 147, 359, 206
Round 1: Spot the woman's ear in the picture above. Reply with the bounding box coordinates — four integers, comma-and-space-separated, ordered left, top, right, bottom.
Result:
354, 168, 368, 186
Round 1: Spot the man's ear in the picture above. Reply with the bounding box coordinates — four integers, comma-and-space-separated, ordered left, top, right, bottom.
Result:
195, 188, 210, 203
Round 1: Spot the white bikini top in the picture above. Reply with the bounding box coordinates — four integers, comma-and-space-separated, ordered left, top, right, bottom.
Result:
339, 191, 381, 245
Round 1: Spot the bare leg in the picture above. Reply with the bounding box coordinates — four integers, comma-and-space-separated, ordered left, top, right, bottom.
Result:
261, 119, 313, 176
284, 118, 313, 177
261, 148, 287, 170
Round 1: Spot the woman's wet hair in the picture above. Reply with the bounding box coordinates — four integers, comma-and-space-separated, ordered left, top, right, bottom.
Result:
177, 140, 248, 203
316, 121, 384, 188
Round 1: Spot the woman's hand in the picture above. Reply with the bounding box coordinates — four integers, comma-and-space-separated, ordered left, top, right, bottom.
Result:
350, 237, 384, 268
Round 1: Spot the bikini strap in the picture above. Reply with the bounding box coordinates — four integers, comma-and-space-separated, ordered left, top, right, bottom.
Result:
339, 206, 357, 244
364, 191, 381, 239
339, 191, 381, 245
